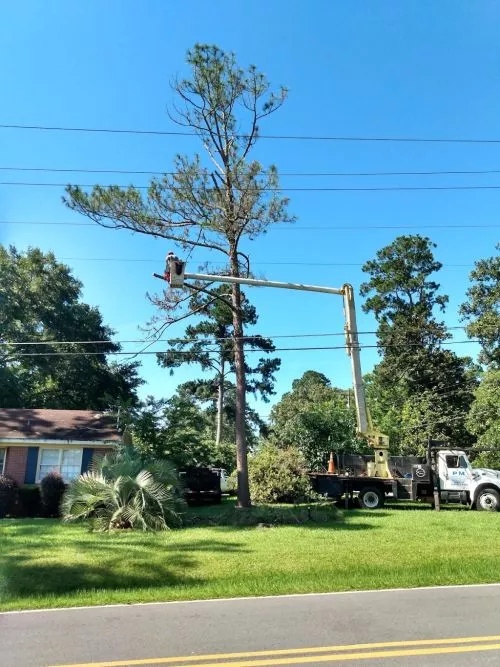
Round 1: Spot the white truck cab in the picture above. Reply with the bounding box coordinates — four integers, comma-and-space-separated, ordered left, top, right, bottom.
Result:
437, 450, 500, 511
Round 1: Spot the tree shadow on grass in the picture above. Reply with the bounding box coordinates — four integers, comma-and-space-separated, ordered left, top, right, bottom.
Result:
64, 538, 250, 555
0, 536, 250, 601
166, 539, 250, 553
191, 510, 390, 533
384, 502, 468, 512
0, 552, 199, 599
383, 502, 433, 511
0, 519, 61, 536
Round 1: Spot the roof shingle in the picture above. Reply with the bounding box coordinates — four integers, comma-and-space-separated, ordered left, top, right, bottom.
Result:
0, 409, 121, 442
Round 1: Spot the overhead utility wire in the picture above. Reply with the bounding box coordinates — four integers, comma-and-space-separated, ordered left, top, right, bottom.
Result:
4, 123, 500, 144
1, 220, 498, 230
8, 340, 479, 357
256, 385, 488, 423
400, 407, 492, 434
6, 181, 500, 192
0, 327, 485, 347
4, 166, 500, 177
55, 256, 474, 268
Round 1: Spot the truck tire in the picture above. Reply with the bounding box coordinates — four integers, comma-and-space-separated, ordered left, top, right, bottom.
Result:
475, 488, 500, 512
359, 486, 385, 509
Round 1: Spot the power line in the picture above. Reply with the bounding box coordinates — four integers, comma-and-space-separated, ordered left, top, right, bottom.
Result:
4, 123, 500, 144
0, 327, 484, 347
262, 382, 483, 424
7, 340, 479, 357
56, 256, 474, 268
7, 181, 500, 192
4, 165, 500, 178
1, 332, 352, 347
1, 220, 498, 231
400, 406, 491, 434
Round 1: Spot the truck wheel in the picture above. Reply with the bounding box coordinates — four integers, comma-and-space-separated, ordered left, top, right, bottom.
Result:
359, 487, 385, 509
475, 488, 500, 512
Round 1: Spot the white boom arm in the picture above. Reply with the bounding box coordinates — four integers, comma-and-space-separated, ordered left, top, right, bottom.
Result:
342, 283, 370, 435
156, 255, 390, 477
158, 257, 370, 436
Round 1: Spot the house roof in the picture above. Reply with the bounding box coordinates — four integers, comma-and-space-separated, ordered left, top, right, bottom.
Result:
0, 409, 122, 442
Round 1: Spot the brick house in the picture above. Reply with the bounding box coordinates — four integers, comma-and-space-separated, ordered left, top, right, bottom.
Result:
0, 409, 121, 485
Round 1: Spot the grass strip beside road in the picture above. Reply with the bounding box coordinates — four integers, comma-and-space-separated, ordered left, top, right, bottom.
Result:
1, 503, 500, 611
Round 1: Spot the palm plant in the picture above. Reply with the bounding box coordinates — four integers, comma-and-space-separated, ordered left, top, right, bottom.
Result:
97, 446, 180, 491
62, 470, 181, 531
62, 446, 183, 531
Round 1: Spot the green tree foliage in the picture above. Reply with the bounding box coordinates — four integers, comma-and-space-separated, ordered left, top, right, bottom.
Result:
366, 354, 477, 455
467, 368, 500, 468
65, 44, 292, 507
126, 391, 249, 472
361, 235, 449, 364
361, 236, 477, 453
364, 372, 405, 451
461, 244, 500, 368
0, 245, 142, 409
127, 396, 209, 469
157, 286, 279, 446
268, 371, 364, 469
186, 381, 263, 456
248, 444, 315, 504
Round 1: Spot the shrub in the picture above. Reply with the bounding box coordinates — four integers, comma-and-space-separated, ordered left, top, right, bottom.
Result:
62, 470, 182, 531
248, 444, 317, 504
40, 472, 66, 517
18, 486, 41, 517
0, 475, 19, 518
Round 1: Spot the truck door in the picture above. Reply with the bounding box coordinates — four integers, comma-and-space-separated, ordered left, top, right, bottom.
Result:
438, 452, 472, 492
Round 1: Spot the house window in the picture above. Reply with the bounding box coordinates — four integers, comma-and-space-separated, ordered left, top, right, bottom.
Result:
37, 449, 83, 483
0, 448, 5, 474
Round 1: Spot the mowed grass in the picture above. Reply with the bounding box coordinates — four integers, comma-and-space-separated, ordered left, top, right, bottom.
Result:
1, 502, 500, 611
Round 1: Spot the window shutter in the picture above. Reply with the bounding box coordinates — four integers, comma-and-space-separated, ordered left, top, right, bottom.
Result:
25, 447, 39, 484
81, 448, 94, 474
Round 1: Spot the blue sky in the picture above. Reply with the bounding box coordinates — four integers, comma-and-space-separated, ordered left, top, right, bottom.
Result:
1, 0, 499, 417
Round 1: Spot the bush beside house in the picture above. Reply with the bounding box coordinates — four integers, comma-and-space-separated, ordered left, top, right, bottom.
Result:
40, 472, 66, 517
0, 475, 19, 518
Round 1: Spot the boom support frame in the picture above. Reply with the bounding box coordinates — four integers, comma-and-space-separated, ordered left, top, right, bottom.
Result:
154, 256, 391, 478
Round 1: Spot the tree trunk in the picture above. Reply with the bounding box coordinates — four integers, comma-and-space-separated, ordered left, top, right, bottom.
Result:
230, 251, 251, 508
215, 355, 224, 447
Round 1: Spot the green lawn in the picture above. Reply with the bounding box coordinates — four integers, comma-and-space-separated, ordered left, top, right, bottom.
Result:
1, 502, 500, 611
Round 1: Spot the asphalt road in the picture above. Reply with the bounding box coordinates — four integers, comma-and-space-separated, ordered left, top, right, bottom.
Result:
2, 585, 500, 667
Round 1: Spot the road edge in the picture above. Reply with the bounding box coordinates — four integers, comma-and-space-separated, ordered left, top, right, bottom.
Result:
2, 582, 500, 615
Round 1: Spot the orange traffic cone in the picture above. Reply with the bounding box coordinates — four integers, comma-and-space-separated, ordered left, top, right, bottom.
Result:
328, 452, 335, 474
